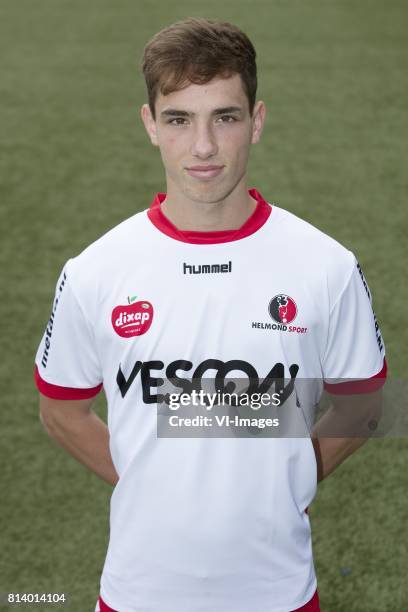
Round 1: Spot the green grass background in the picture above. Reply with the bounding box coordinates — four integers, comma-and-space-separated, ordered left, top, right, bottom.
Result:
1, 1, 407, 610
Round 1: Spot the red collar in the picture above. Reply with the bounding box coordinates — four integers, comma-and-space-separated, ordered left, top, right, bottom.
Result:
147, 188, 272, 245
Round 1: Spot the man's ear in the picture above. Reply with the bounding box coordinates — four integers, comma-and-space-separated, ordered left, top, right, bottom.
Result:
141, 104, 159, 146
251, 100, 266, 145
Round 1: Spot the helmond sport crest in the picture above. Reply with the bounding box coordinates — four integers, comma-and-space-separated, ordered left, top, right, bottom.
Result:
269, 294, 297, 325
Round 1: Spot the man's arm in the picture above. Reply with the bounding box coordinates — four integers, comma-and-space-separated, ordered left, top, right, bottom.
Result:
311, 388, 383, 482
39, 393, 119, 486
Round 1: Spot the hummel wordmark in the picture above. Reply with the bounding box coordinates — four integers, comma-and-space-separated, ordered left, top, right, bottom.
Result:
183, 261, 232, 275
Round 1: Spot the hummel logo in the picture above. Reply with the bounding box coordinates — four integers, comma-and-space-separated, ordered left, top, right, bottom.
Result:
183, 261, 232, 275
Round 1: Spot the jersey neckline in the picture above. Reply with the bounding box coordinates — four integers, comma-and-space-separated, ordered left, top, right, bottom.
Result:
147, 188, 272, 244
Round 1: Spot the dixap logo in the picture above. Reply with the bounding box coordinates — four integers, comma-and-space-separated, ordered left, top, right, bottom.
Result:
111, 296, 153, 338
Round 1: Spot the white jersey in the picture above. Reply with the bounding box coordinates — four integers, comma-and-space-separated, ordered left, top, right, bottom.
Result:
35, 189, 386, 612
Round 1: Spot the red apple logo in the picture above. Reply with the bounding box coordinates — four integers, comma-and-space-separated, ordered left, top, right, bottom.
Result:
111, 298, 153, 338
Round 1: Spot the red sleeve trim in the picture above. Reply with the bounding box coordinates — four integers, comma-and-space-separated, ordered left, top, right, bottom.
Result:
34, 365, 103, 400
99, 596, 117, 612
323, 357, 387, 395
294, 590, 320, 611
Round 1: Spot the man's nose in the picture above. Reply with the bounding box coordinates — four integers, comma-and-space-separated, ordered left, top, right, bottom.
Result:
191, 123, 218, 158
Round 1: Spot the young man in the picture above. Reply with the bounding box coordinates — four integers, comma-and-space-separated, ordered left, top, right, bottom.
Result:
35, 18, 386, 612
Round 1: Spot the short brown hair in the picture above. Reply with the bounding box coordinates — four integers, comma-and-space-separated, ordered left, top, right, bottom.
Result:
141, 17, 257, 119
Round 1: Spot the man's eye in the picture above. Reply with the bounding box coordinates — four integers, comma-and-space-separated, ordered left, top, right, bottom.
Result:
168, 118, 188, 125
219, 115, 237, 123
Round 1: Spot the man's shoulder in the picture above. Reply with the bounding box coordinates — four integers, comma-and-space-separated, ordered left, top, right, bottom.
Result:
64, 209, 151, 292
73, 208, 149, 263
271, 204, 353, 262
272, 205, 346, 250
89, 208, 149, 251
268, 204, 356, 296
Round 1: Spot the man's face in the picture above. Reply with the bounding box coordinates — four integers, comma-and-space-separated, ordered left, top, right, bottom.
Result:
141, 73, 265, 204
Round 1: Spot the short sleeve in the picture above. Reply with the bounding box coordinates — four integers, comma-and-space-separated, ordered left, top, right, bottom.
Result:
322, 256, 387, 395
34, 261, 103, 400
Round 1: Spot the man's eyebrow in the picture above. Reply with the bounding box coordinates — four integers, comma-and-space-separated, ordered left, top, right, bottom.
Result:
212, 106, 244, 115
160, 106, 244, 118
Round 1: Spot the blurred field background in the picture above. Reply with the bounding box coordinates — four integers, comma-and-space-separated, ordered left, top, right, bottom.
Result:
1, 0, 407, 610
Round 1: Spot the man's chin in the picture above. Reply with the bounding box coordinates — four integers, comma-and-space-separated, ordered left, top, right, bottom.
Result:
181, 181, 236, 205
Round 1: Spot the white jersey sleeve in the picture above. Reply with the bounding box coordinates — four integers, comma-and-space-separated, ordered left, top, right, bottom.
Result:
34, 260, 103, 399
322, 253, 386, 394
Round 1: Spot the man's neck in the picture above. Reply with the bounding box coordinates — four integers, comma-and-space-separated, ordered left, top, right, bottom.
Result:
160, 181, 257, 232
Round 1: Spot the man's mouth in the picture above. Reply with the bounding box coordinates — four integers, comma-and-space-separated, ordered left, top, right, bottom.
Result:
185, 165, 224, 180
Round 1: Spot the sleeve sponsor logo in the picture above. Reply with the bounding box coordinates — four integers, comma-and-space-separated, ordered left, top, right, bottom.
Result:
356, 261, 384, 354
356, 261, 371, 302
41, 271, 67, 368
111, 296, 153, 338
